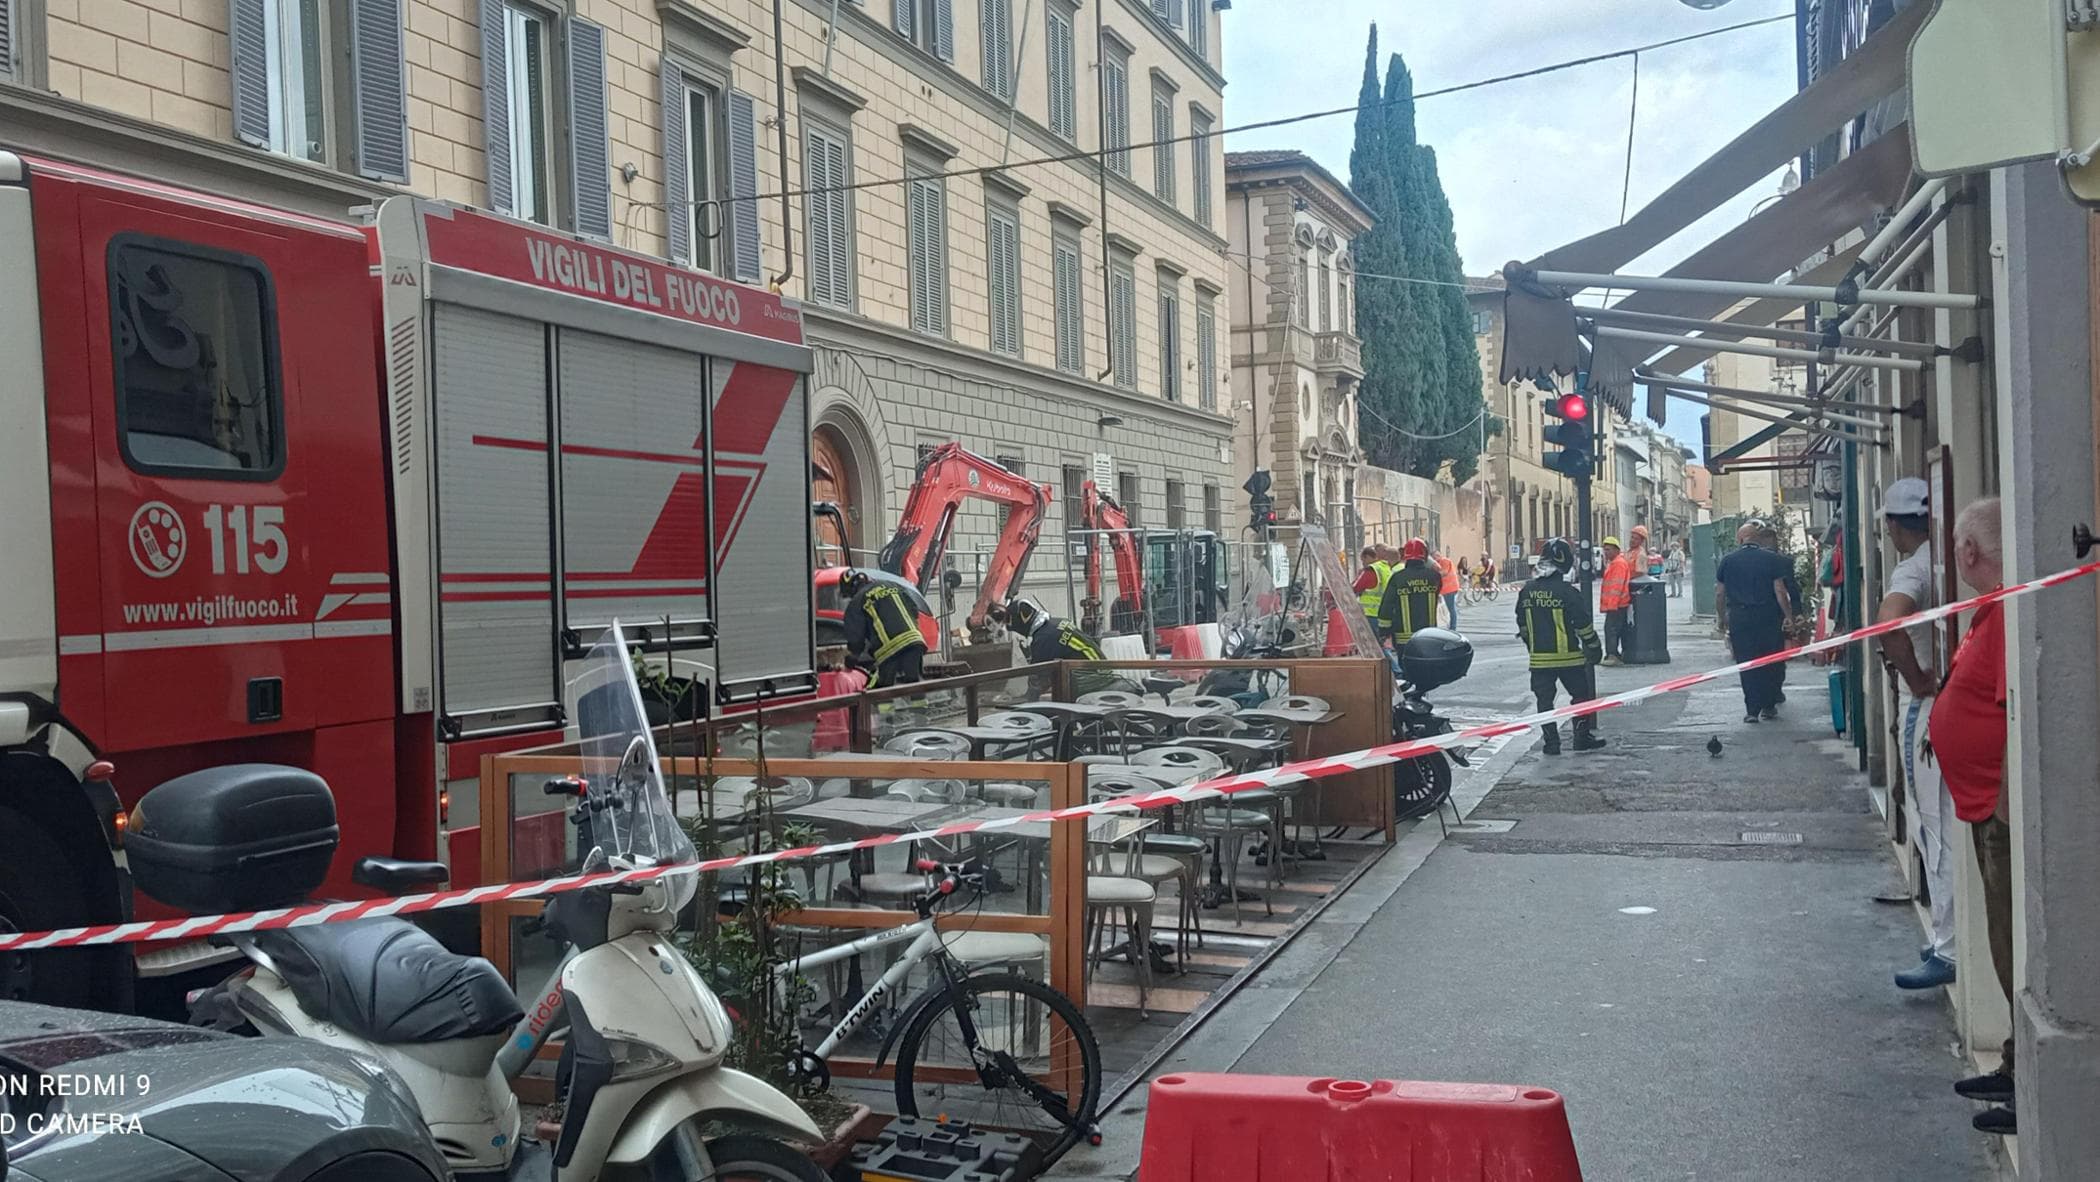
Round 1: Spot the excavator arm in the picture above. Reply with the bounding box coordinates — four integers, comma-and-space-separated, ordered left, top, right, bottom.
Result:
1079, 481, 1144, 635
876, 443, 1051, 640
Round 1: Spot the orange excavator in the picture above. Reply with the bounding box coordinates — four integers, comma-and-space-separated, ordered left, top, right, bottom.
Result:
1079, 480, 1146, 636
815, 443, 1051, 646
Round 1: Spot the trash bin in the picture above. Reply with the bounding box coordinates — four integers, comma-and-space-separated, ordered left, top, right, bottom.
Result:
1627, 576, 1671, 664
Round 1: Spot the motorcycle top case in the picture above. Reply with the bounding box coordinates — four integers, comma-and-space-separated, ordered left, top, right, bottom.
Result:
128, 764, 340, 914
1399, 628, 1473, 691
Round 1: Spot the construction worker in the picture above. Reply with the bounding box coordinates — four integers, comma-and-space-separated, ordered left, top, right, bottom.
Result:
1598, 536, 1634, 665
1352, 546, 1392, 625
1378, 538, 1443, 647
840, 568, 926, 688
1434, 549, 1461, 629
1517, 538, 1606, 755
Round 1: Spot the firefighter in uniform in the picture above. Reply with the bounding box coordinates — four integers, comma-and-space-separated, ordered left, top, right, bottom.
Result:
1377, 538, 1443, 647
1516, 538, 1606, 755
840, 569, 926, 688
1006, 597, 1116, 696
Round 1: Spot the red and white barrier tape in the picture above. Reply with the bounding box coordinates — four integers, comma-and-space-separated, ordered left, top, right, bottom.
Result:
5, 559, 2095, 953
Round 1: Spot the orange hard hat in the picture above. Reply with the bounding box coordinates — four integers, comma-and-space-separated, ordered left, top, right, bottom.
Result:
1402, 538, 1429, 561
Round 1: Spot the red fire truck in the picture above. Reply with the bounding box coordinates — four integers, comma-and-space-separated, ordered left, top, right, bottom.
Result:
0, 150, 817, 1010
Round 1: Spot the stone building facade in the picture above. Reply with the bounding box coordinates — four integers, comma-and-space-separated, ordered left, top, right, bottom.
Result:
1222, 149, 1370, 538
0, 0, 1236, 607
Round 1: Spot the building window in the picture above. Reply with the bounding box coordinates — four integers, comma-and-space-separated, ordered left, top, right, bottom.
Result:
980, 0, 1013, 99
1156, 269, 1181, 402
1187, 0, 1207, 61
1109, 252, 1138, 389
906, 160, 950, 336
1102, 44, 1131, 178
1053, 230, 1085, 375
1062, 463, 1086, 554
674, 77, 723, 273
986, 198, 1022, 356
1046, 3, 1077, 140
1118, 470, 1141, 523
1189, 109, 1213, 228
1340, 271, 1353, 333
1165, 478, 1185, 528
1149, 0, 1181, 27
892, 0, 955, 62
111, 239, 283, 479
262, 0, 326, 161
1151, 80, 1175, 203
996, 453, 1024, 529
1473, 309, 1493, 335
1296, 252, 1310, 330
501, 3, 555, 224
1195, 291, 1217, 411
1302, 472, 1316, 521
1318, 256, 1333, 332
1203, 483, 1221, 534
803, 119, 855, 307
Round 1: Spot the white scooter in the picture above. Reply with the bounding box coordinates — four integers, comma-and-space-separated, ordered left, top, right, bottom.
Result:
127, 624, 827, 1182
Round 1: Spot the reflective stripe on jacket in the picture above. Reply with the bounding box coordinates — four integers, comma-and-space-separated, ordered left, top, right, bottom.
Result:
857, 584, 926, 664
1516, 576, 1600, 669
1599, 556, 1634, 611
1379, 562, 1442, 643
1358, 560, 1393, 615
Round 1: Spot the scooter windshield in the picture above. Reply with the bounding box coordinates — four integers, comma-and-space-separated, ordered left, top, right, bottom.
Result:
567, 622, 698, 872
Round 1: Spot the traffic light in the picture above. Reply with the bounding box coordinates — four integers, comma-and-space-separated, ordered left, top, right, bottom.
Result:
1244, 469, 1275, 531
1543, 391, 1595, 480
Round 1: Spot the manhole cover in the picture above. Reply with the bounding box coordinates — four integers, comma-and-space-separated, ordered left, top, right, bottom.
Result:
1451, 819, 1517, 833
1738, 831, 1803, 845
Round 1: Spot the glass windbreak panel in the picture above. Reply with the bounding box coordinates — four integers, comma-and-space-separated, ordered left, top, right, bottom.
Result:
508, 771, 579, 882
508, 912, 568, 998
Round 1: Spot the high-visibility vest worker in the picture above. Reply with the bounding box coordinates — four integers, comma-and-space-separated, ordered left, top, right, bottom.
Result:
1379, 538, 1442, 644
841, 569, 926, 687
1599, 538, 1634, 612
1435, 554, 1459, 596
1354, 549, 1393, 618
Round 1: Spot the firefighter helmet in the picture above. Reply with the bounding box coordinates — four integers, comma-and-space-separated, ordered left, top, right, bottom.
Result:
1539, 538, 1576, 574
1402, 537, 1430, 562
1006, 597, 1047, 635
838, 568, 872, 595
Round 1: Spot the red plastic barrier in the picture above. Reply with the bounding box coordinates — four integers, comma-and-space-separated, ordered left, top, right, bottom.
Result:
1138, 1074, 1583, 1182
1157, 625, 1204, 659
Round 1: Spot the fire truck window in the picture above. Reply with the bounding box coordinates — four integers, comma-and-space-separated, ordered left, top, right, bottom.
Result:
109, 240, 282, 478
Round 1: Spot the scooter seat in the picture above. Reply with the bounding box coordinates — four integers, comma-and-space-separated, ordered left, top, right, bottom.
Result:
255, 917, 524, 1045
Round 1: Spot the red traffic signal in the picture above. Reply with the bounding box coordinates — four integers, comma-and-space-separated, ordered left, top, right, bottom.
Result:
1552, 392, 1589, 421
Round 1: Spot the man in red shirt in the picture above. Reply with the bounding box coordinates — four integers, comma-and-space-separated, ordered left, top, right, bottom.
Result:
1928, 497, 2016, 1136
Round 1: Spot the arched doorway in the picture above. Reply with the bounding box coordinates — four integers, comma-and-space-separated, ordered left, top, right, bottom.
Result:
812, 425, 854, 566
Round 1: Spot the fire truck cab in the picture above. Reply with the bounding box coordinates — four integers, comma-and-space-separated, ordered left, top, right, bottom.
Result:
0, 150, 816, 1009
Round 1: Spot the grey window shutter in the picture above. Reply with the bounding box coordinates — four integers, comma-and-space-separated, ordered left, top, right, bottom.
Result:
907, 180, 928, 328
932, 0, 954, 62
2, 0, 17, 80
661, 63, 690, 264
1153, 96, 1171, 199
229, 0, 271, 148
1188, 3, 1206, 59
349, 0, 411, 182
726, 88, 762, 282
1197, 301, 1216, 408
980, 0, 1009, 98
825, 137, 851, 305
892, 0, 913, 38
1165, 0, 1183, 27
567, 19, 611, 239
1149, 0, 1167, 19
927, 184, 947, 332
803, 129, 834, 304
480, 0, 513, 215
1046, 12, 1072, 138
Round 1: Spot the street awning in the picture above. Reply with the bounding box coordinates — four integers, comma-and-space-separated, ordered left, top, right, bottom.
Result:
1527, 0, 1927, 277
1502, 127, 1914, 416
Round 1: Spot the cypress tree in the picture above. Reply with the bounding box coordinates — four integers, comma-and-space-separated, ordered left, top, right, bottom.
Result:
1347, 26, 1416, 473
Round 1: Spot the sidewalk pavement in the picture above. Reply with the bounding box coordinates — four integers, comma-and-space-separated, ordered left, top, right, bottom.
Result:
1051, 595, 1989, 1181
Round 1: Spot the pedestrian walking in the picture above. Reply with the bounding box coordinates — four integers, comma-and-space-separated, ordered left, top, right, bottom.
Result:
1598, 536, 1633, 665
1931, 497, 2016, 1135
1714, 520, 1801, 722
1875, 478, 1956, 991
1435, 550, 1461, 629
1664, 543, 1686, 598
1516, 538, 1604, 754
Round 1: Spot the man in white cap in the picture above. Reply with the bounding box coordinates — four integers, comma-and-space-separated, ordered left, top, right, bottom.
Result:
1878, 476, 1955, 990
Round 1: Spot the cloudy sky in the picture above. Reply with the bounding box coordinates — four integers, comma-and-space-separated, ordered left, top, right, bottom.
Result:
1221, 0, 1801, 449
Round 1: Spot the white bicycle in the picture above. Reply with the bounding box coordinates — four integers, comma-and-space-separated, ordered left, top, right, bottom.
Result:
768, 857, 1102, 1155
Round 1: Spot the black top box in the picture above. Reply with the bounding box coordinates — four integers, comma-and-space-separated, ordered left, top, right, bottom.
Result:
128, 764, 339, 914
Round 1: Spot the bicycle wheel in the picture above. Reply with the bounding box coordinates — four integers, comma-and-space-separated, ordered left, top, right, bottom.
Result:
892, 971, 1102, 1156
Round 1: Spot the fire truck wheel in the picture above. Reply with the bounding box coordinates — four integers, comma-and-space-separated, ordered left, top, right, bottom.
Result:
0, 804, 109, 1009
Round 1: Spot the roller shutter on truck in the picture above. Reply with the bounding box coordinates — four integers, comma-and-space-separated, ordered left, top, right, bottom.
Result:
373, 198, 816, 739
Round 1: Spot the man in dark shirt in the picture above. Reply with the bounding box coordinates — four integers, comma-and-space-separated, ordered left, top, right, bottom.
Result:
1714, 521, 1802, 723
